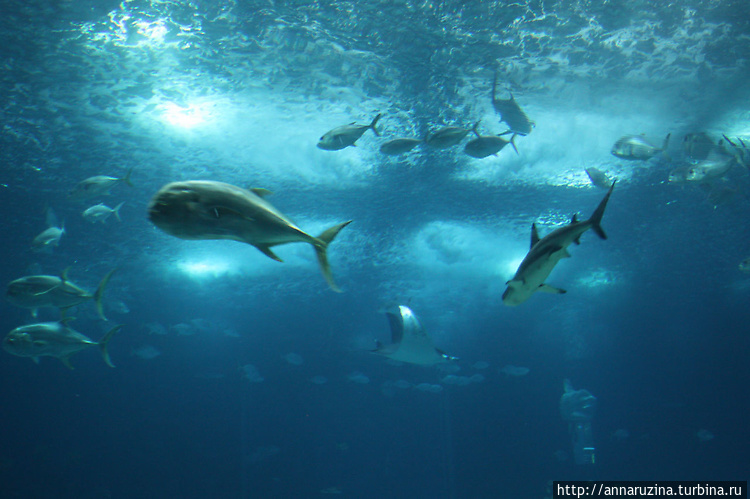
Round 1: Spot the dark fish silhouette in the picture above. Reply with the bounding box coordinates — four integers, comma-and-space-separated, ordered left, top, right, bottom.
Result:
492, 72, 534, 136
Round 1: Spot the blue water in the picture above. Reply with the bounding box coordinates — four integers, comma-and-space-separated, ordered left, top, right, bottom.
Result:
2, 0, 750, 497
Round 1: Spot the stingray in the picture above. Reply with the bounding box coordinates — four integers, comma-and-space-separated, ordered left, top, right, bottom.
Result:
372, 305, 456, 366
491, 72, 535, 136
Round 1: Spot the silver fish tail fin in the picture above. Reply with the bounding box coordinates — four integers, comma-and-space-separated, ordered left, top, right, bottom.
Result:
123, 167, 134, 187
369, 114, 382, 137
98, 324, 122, 368
313, 221, 352, 292
471, 120, 482, 138
588, 181, 616, 240
113, 202, 124, 222
510, 133, 519, 155
94, 269, 117, 321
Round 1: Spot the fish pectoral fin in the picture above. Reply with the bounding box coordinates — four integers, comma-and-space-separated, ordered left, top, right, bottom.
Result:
538, 284, 566, 294
256, 245, 283, 262
60, 355, 75, 370
31, 356, 40, 365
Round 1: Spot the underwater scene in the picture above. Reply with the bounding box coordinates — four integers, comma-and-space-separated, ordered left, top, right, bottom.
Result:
1, 0, 749, 497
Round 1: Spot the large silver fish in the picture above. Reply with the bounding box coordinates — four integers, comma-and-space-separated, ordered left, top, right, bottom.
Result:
611, 134, 670, 161
379, 137, 422, 155
317, 114, 381, 150
69, 168, 134, 200
464, 123, 518, 158
371, 305, 456, 366
6, 268, 115, 320
503, 183, 615, 306
424, 122, 479, 149
3, 321, 121, 368
492, 72, 534, 136
684, 154, 737, 183
148, 180, 352, 291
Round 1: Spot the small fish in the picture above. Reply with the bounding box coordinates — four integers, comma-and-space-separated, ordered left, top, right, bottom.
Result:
425, 122, 477, 149
82, 202, 124, 223
503, 182, 615, 306
6, 267, 115, 320
3, 321, 121, 368
379, 137, 422, 155
317, 114, 381, 150
69, 168, 134, 200
739, 257, 750, 273
611, 134, 670, 161
148, 181, 352, 291
585, 168, 613, 189
492, 72, 534, 135
463, 123, 517, 158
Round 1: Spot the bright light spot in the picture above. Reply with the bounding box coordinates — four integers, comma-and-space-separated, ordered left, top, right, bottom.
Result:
135, 19, 168, 44
177, 259, 232, 278
160, 101, 209, 128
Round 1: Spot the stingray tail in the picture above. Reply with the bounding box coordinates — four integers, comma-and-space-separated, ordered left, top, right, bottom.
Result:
588, 181, 616, 240
98, 324, 122, 368
94, 269, 116, 321
313, 221, 352, 292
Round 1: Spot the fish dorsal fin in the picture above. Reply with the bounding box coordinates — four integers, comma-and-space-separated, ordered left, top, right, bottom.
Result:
530, 223, 540, 248
571, 213, 578, 224
251, 188, 273, 198
60, 316, 76, 326
60, 266, 71, 283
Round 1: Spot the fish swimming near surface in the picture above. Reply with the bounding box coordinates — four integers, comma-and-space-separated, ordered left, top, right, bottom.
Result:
317, 114, 381, 150
492, 72, 535, 136
6, 268, 115, 320
503, 182, 616, 306
611, 133, 670, 161
424, 122, 479, 149
69, 167, 134, 200
464, 123, 518, 158
82, 202, 124, 223
3, 320, 121, 368
147, 180, 352, 291
371, 304, 457, 366
379, 137, 422, 155
584, 168, 613, 189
